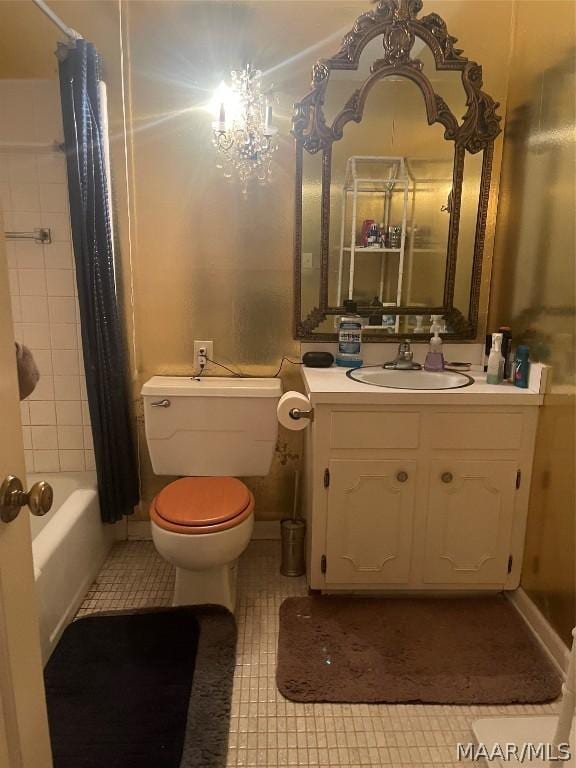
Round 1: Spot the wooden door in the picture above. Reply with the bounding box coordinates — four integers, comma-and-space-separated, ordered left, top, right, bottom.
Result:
423, 459, 518, 586
325, 459, 416, 585
0, 219, 53, 767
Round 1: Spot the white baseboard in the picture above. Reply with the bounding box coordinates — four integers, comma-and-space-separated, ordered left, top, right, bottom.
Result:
507, 588, 571, 677
126, 519, 282, 541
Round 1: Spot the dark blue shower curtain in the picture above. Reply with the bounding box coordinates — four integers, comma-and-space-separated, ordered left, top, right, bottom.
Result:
58, 40, 139, 523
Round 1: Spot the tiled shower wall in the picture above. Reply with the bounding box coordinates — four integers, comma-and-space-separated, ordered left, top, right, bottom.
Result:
0, 79, 94, 474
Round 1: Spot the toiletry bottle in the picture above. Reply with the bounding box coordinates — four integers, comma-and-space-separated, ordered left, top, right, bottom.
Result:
486, 332, 505, 384
424, 330, 444, 371
360, 219, 374, 247
513, 345, 530, 388
368, 223, 380, 246
368, 296, 384, 327
499, 326, 513, 379
378, 223, 386, 247
336, 300, 363, 368
484, 334, 492, 372
388, 226, 402, 249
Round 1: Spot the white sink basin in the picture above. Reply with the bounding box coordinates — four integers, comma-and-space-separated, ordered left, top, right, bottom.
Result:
347, 366, 474, 390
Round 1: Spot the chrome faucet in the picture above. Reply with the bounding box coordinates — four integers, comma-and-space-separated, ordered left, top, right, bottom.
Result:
383, 340, 422, 370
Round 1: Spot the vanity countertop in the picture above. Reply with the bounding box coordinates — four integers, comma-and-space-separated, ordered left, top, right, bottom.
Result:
301, 366, 544, 406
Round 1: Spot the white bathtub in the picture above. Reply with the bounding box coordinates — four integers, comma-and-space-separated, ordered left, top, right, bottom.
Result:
29, 472, 117, 662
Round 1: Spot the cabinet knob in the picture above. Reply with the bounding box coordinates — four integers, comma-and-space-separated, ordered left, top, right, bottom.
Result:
396, 471, 408, 483
441, 472, 453, 484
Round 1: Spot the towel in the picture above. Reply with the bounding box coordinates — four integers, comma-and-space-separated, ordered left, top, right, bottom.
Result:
15, 342, 40, 400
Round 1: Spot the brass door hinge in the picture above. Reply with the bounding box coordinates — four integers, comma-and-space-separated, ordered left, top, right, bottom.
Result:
321, 555, 327, 574
323, 468, 330, 488
507, 555, 513, 574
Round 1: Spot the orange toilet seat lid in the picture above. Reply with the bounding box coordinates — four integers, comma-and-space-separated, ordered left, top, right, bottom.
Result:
153, 476, 252, 527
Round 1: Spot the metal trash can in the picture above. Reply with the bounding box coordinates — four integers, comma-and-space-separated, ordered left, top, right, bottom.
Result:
280, 518, 306, 576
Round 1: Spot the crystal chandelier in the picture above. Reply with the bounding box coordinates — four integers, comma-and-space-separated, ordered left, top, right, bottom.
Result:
211, 65, 278, 194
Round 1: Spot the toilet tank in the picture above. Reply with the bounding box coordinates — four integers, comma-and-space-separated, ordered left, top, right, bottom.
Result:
141, 376, 282, 477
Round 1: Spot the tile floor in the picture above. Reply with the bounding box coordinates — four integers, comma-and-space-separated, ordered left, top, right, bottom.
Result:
78, 540, 560, 767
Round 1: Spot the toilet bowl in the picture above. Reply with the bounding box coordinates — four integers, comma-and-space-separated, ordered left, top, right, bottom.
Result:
150, 477, 254, 609
141, 375, 281, 611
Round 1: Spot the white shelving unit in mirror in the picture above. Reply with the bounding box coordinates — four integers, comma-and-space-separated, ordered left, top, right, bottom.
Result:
336, 156, 453, 332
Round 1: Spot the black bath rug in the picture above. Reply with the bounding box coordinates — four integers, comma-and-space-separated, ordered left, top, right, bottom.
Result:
44, 606, 236, 768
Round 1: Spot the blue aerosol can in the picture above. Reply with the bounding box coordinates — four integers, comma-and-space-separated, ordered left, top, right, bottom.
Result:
513, 345, 530, 388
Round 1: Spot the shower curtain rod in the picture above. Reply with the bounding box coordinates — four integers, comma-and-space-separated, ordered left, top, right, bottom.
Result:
31, 0, 83, 42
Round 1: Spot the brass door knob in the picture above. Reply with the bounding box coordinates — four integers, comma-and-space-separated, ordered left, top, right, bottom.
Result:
0, 475, 54, 524
396, 471, 408, 483
441, 472, 453, 484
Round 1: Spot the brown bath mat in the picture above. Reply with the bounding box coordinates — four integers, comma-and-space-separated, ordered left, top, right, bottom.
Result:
277, 596, 562, 705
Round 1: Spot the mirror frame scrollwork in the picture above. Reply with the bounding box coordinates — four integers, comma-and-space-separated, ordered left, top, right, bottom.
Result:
292, 0, 502, 341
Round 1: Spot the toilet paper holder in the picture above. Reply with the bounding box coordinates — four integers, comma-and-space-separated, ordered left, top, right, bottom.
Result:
278, 392, 314, 431
289, 407, 314, 422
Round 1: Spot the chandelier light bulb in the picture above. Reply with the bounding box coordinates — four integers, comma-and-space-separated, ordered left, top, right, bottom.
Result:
211, 65, 278, 194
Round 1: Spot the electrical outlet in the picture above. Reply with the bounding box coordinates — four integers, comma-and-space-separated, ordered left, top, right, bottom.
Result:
194, 340, 213, 370
302, 252, 313, 269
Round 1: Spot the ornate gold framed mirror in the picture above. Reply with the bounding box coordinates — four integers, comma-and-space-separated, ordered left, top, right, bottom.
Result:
292, 0, 502, 341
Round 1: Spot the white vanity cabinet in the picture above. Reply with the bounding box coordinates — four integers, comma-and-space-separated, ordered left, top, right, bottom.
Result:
422, 458, 519, 586
301, 369, 542, 593
325, 458, 417, 585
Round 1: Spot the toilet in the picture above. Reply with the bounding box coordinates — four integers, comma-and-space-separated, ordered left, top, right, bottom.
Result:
142, 376, 282, 610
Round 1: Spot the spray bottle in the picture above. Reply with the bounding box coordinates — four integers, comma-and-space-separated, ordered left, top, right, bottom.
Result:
486, 332, 505, 384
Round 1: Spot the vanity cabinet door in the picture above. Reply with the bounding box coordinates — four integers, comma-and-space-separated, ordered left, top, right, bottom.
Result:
422, 460, 518, 586
325, 459, 416, 585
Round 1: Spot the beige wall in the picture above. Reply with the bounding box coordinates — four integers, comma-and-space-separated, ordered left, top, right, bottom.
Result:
490, 1, 575, 645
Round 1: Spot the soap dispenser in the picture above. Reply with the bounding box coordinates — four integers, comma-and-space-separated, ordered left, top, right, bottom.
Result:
430, 314, 445, 334
424, 329, 444, 371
